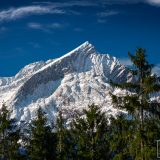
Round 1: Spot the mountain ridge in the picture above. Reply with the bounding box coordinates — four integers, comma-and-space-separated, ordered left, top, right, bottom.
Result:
0, 41, 132, 123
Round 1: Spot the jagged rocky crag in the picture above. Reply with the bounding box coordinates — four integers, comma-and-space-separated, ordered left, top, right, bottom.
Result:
0, 41, 133, 123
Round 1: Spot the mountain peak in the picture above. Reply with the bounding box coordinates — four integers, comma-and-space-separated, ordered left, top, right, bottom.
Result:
68, 41, 95, 55
0, 42, 133, 124
57, 41, 95, 61
80, 41, 91, 46
77, 41, 94, 49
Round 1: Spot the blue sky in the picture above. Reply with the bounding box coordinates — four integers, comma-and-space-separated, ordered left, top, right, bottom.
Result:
0, 0, 160, 76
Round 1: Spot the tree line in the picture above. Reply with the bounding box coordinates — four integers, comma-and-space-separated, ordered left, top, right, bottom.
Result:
0, 48, 160, 160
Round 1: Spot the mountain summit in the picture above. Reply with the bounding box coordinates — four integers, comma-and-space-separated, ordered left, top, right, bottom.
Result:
0, 42, 132, 123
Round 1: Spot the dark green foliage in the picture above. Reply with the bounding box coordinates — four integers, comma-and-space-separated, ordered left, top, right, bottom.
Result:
0, 104, 20, 160
109, 114, 136, 160
56, 110, 73, 159
71, 104, 110, 159
110, 48, 160, 160
28, 107, 56, 160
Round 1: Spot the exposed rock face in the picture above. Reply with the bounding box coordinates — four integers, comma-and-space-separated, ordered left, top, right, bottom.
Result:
0, 41, 132, 124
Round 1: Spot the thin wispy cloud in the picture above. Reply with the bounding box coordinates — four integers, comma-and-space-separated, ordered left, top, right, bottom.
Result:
97, 19, 107, 23
0, 1, 98, 23
0, 5, 65, 22
41, 0, 160, 6
0, 0, 159, 23
97, 10, 119, 17
27, 22, 67, 33
48, 23, 64, 29
28, 22, 43, 29
97, 10, 119, 24
34, 1, 98, 8
28, 22, 52, 33
98, 0, 160, 6
100, 0, 143, 5
146, 0, 160, 6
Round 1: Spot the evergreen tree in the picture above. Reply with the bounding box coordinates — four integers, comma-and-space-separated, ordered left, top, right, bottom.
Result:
56, 110, 72, 160
28, 107, 55, 160
109, 114, 136, 160
71, 104, 110, 160
0, 104, 20, 160
110, 48, 160, 159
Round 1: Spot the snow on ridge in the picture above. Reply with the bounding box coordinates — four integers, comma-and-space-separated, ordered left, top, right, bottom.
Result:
34, 41, 95, 75
0, 41, 132, 124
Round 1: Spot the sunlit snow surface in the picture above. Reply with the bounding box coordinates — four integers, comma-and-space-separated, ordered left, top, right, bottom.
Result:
0, 41, 133, 124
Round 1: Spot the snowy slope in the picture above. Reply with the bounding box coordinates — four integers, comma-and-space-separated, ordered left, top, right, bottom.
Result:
0, 41, 132, 123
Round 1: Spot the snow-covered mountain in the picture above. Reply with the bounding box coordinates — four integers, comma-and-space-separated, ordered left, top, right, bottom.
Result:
0, 41, 132, 124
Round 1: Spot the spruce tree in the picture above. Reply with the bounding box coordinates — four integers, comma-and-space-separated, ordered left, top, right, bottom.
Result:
109, 114, 136, 160
0, 104, 20, 160
28, 107, 55, 160
71, 104, 110, 160
110, 48, 160, 159
56, 110, 72, 159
